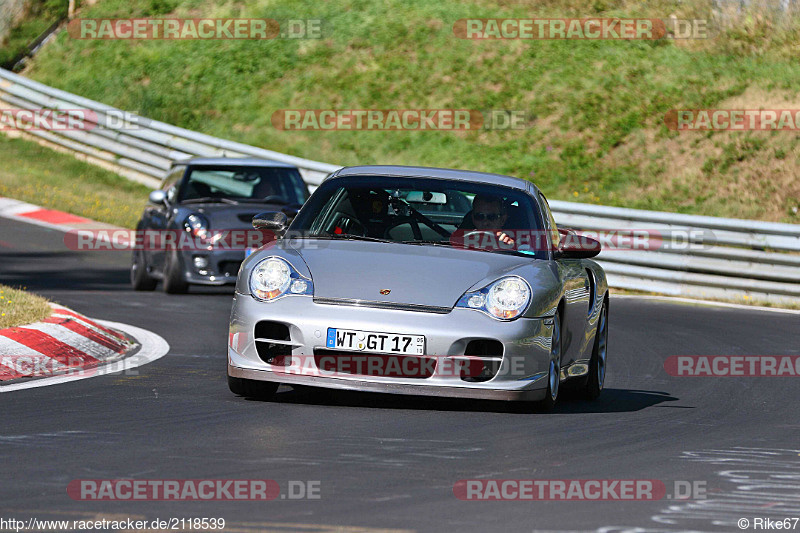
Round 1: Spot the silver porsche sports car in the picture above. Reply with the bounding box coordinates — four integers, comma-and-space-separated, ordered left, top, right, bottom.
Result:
227, 165, 608, 408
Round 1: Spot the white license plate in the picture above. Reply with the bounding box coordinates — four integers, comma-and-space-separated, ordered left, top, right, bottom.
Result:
326, 328, 425, 355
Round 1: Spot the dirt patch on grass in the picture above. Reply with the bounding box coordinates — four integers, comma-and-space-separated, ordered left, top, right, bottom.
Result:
718, 86, 800, 109
597, 86, 800, 220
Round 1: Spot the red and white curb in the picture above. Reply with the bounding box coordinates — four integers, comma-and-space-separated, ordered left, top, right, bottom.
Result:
0, 196, 132, 247
0, 303, 169, 391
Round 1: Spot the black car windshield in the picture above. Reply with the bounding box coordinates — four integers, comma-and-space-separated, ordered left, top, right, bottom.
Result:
178, 165, 309, 205
289, 176, 548, 258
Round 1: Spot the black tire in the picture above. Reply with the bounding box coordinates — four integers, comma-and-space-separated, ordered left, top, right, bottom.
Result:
583, 300, 608, 401
163, 249, 189, 294
539, 310, 563, 411
228, 375, 279, 399
130, 249, 157, 291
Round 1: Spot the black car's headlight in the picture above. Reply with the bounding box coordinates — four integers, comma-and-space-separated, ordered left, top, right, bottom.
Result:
249, 257, 313, 301
184, 213, 210, 239
456, 276, 531, 320
184, 213, 224, 246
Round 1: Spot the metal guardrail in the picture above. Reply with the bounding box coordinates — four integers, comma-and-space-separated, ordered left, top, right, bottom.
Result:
1, 67, 799, 306
0, 68, 340, 189
550, 201, 800, 305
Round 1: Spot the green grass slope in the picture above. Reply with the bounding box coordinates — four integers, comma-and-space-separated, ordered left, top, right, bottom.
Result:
0, 135, 149, 228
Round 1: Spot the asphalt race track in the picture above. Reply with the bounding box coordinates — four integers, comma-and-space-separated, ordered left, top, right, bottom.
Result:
1, 216, 799, 533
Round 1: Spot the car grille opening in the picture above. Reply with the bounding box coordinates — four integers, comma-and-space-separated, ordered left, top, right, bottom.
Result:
460, 339, 503, 383
219, 260, 242, 277
313, 349, 435, 379
254, 321, 292, 364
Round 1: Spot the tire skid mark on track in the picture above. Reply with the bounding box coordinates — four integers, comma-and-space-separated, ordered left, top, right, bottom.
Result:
541, 447, 800, 533
651, 447, 800, 529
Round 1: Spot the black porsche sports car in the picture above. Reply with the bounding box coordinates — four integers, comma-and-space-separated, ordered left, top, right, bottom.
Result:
131, 157, 310, 293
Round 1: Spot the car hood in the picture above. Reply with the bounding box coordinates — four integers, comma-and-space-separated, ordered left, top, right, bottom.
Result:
291, 239, 552, 309
185, 203, 288, 229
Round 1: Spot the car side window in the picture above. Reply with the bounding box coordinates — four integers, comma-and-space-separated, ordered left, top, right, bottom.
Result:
309, 187, 347, 234
539, 193, 560, 250
289, 170, 310, 202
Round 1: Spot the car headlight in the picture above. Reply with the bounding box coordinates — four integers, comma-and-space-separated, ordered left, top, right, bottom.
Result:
456, 276, 531, 320
184, 213, 209, 240
249, 257, 313, 301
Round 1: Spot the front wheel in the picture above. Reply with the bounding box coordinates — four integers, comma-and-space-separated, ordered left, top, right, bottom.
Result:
583, 301, 608, 401
228, 375, 279, 399
539, 310, 562, 411
130, 249, 157, 291
162, 249, 189, 294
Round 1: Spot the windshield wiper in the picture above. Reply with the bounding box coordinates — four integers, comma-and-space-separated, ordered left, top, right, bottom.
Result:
236, 198, 290, 205
181, 197, 239, 205
311, 233, 394, 243
407, 238, 540, 256
399, 240, 456, 247
471, 247, 541, 258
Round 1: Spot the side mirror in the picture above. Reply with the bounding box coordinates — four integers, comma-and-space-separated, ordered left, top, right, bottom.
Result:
253, 211, 288, 233
149, 190, 167, 205
281, 203, 302, 222
555, 234, 601, 259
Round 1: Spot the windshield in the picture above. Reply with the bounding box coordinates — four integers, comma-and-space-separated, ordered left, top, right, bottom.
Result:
178, 165, 309, 205
289, 175, 547, 258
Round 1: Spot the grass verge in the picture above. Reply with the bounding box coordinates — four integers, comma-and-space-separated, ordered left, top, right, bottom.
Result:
0, 134, 150, 228
0, 0, 67, 67
0, 284, 52, 329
